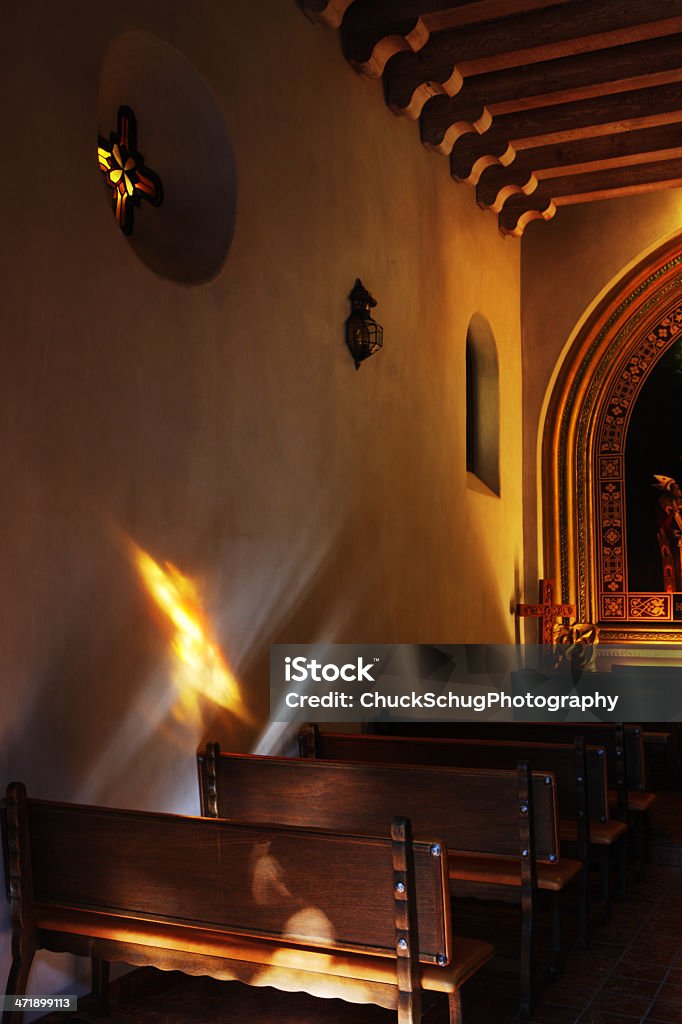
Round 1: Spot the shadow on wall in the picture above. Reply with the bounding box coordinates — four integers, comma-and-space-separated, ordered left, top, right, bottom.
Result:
213, 504, 516, 756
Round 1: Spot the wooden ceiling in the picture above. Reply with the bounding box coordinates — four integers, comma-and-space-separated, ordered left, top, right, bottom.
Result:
299, 0, 682, 236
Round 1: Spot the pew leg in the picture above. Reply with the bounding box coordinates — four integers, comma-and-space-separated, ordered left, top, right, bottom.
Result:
397, 980, 421, 1024
447, 990, 463, 1024
519, 905, 534, 1019
549, 892, 564, 974
599, 847, 611, 921
616, 832, 629, 899
634, 811, 649, 881
91, 957, 111, 1016
577, 866, 589, 949
3, 943, 36, 1024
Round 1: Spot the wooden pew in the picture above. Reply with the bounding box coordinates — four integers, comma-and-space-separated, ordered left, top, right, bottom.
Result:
0, 782, 493, 1024
197, 745, 583, 1018
369, 721, 655, 866
298, 725, 628, 915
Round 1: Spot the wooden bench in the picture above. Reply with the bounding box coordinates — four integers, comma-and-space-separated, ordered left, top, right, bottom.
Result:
299, 725, 628, 916
370, 720, 655, 871
197, 745, 583, 1017
1, 782, 493, 1024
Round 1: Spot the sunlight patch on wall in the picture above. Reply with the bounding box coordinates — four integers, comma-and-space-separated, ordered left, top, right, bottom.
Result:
130, 541, 253, 727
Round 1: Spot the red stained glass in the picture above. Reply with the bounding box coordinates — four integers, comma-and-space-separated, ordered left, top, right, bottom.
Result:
97, 106, 162, 235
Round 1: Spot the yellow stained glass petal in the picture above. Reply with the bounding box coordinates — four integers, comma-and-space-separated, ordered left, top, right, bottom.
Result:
124, 174, 134, 197
109, 169, 122, 184
113, 144, 122, 166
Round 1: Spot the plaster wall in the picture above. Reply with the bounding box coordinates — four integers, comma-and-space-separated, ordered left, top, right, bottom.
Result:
521, 191, 682, 608
1, 0, 522, 999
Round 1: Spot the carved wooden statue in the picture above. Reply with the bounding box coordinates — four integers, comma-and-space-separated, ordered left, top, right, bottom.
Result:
653, 474, 682, 592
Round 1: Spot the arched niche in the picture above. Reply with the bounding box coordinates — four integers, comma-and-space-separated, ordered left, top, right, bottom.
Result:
466, 313, 500, 496
543, 232, 682, 643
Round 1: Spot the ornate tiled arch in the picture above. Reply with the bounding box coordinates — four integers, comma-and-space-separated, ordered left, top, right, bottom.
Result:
543, 235, 682, 644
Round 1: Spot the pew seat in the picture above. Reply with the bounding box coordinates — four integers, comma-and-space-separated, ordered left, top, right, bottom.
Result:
36, 909, 492, 999
609, 789, 657, 814
449, 854, 582, 891
559, 820, 628, 846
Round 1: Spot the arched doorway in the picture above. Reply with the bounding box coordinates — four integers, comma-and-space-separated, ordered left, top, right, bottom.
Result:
543, 232, 682, 644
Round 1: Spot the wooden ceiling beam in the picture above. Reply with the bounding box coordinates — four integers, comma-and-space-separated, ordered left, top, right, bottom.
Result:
300, 1, 682, 235
340, 0, 568, 77
421, 34, 682, 154
384, 0, 682, 118
499, 156, 682, 236
476, 164, 540, 212
450, 81, 682, 183
477, 123, 682, 210
298, 0, 355, 29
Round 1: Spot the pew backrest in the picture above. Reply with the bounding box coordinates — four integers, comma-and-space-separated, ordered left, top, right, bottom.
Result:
368, 721, 646, 798
2, 782, 450, 965
197, 748, 561, 863
298, 727, 609, 825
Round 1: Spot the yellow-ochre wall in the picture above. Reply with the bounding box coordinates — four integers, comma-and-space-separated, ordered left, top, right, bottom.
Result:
1, 0, 524, 992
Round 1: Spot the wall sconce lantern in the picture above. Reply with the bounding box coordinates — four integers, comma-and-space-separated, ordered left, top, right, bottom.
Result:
346, 278, 383, 369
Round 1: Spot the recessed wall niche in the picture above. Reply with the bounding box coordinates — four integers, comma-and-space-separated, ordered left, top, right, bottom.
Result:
98, 32, 236, 284
465, 313, 500, 495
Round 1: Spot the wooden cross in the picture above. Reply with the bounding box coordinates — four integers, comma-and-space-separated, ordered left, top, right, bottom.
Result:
517, 579, 576, 646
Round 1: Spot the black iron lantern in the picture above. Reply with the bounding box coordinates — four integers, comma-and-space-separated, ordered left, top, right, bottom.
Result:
345, 278, 383, 369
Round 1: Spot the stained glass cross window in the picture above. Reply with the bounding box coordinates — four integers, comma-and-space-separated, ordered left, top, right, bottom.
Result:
98, 106, 162, 235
